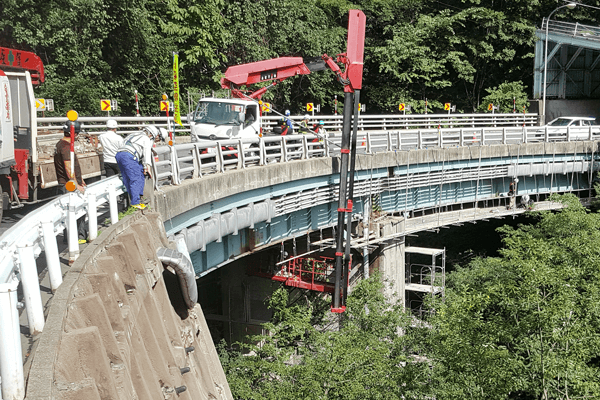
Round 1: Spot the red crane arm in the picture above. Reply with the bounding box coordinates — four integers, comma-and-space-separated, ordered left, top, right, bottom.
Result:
220, 9, 365, 98
0, 47, 45, 85
221, 57, 311, 99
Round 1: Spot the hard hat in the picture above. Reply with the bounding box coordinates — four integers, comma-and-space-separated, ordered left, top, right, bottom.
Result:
304, 114, 310, 119
285, 110, 290, 116
107, 119, 118, 129
158, 127, 169, 142
62, 120, 82, 136
144, 125, 160, 139
319, 120, 324, 125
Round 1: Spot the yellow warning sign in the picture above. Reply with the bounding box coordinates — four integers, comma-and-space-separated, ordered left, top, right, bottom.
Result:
160, 101, 169, 112
101, 99, 111, 111
398, 103, 405, 111
444, 103, 451, 111
488, 103, 493, 111
261, 102, 271, 113
35, 98, 46, 111
306, 103, 314, 112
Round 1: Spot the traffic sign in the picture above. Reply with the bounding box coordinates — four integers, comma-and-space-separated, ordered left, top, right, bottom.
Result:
399, 103, 405, 111
101, 99, 111, 111
160, 101, 169, 112
488, 103, 493, 111
444, 103, 451, 111
261, 102, 271, 113
359, 103, 365, 112
35, 98, 46, 111
307, 103, 314, 112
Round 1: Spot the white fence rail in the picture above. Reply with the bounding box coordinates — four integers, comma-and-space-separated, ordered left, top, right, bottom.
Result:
151, 125, 598, 189
0, 177, 125, 400
37, 112, 539, 137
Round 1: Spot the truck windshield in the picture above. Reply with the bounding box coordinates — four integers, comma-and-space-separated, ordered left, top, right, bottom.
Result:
194, 101, 244, 126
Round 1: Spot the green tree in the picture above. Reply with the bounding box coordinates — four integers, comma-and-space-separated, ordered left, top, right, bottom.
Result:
220, 276, 430, 399
479, 81, 530, 113
427, 194, 600, 399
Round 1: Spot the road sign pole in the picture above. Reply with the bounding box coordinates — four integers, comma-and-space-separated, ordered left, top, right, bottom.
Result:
135, 89, 140, 117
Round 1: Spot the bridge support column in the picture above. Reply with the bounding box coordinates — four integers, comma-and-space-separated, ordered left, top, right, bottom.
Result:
376, 217, 406, 306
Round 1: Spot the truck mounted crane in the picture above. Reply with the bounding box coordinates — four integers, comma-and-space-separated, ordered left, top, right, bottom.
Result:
191, 10, 366, 312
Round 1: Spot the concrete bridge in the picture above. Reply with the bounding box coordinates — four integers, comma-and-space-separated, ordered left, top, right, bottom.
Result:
1, 127, 597, 399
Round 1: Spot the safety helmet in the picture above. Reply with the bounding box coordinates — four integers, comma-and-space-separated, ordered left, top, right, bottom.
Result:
107, 119, 118, 129
285, 110, 290, 116
319, 120, 324, 125
304, 114, 310, 119
157, 127, 169, 142
143, 125, 160, 140
62, 120, 82, 136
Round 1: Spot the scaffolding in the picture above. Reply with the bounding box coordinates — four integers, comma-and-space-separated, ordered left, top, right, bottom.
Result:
405, 246, 445, 317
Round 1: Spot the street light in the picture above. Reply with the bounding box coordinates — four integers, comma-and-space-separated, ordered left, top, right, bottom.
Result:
542, 2, 577, 124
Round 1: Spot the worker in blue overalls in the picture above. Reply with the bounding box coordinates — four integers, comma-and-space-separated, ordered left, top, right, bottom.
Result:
115, 126, 167, 209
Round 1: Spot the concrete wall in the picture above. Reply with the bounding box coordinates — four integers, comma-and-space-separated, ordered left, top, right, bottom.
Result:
24, 212, 233, 400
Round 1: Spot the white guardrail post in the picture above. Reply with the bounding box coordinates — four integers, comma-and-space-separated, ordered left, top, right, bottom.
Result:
67, 192, 80, 263
17, 244, 45, 335
0, 177, 125, 399
0, 279, 25, 400
109, 184, 119, 225
40, 219, 62, 291
88, 191, 98, 241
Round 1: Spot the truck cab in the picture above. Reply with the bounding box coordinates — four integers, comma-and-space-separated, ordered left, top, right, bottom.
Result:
189, 97, 260, 142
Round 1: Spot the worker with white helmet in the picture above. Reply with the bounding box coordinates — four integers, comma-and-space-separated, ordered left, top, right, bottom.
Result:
99, 119, 124, 177
300, 114, 310, 133
115, 125, 167, 209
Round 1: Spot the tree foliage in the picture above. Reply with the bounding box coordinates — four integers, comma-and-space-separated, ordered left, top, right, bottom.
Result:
220, 277, 429, 399
426, 194, 600, 399
1, 0, 597, 115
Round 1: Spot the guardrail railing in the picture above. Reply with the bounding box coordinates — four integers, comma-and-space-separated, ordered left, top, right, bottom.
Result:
38, 112, 539, 137
152, 125, 598, 189
0, 176, 125, 400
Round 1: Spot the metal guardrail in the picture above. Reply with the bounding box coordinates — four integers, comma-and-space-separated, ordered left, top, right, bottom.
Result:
151, 125, 598, 189
543, 18, 600, 43
0, 176, 125, 400
38, 113, 539, 137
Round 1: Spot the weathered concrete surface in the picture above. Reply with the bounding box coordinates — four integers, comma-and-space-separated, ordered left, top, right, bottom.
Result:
154, 141, 598, 221
24, 212, 233, 400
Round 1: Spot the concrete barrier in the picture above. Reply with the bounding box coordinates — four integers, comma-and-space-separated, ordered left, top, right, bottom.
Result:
24, 211, 232, 400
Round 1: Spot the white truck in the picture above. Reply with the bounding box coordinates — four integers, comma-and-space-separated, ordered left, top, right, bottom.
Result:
189, 97, 260, 142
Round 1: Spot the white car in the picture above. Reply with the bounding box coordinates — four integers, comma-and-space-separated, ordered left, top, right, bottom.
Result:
538, 116, 599, 140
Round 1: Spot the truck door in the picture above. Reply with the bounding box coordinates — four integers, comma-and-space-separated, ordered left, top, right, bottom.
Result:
5, 71, 36, 157
0, 71, 16, 175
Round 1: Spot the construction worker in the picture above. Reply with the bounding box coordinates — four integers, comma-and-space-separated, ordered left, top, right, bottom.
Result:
54, 120, 88, 243
99, 119, 124, 177
115, 126, 167, 210
284, 110, 294, 134
279, 117, 292, 136
313, 120, 327, 136
299, 114, 310, 133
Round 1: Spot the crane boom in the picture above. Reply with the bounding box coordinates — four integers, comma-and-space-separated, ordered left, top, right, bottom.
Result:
219, 10, 366, 313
